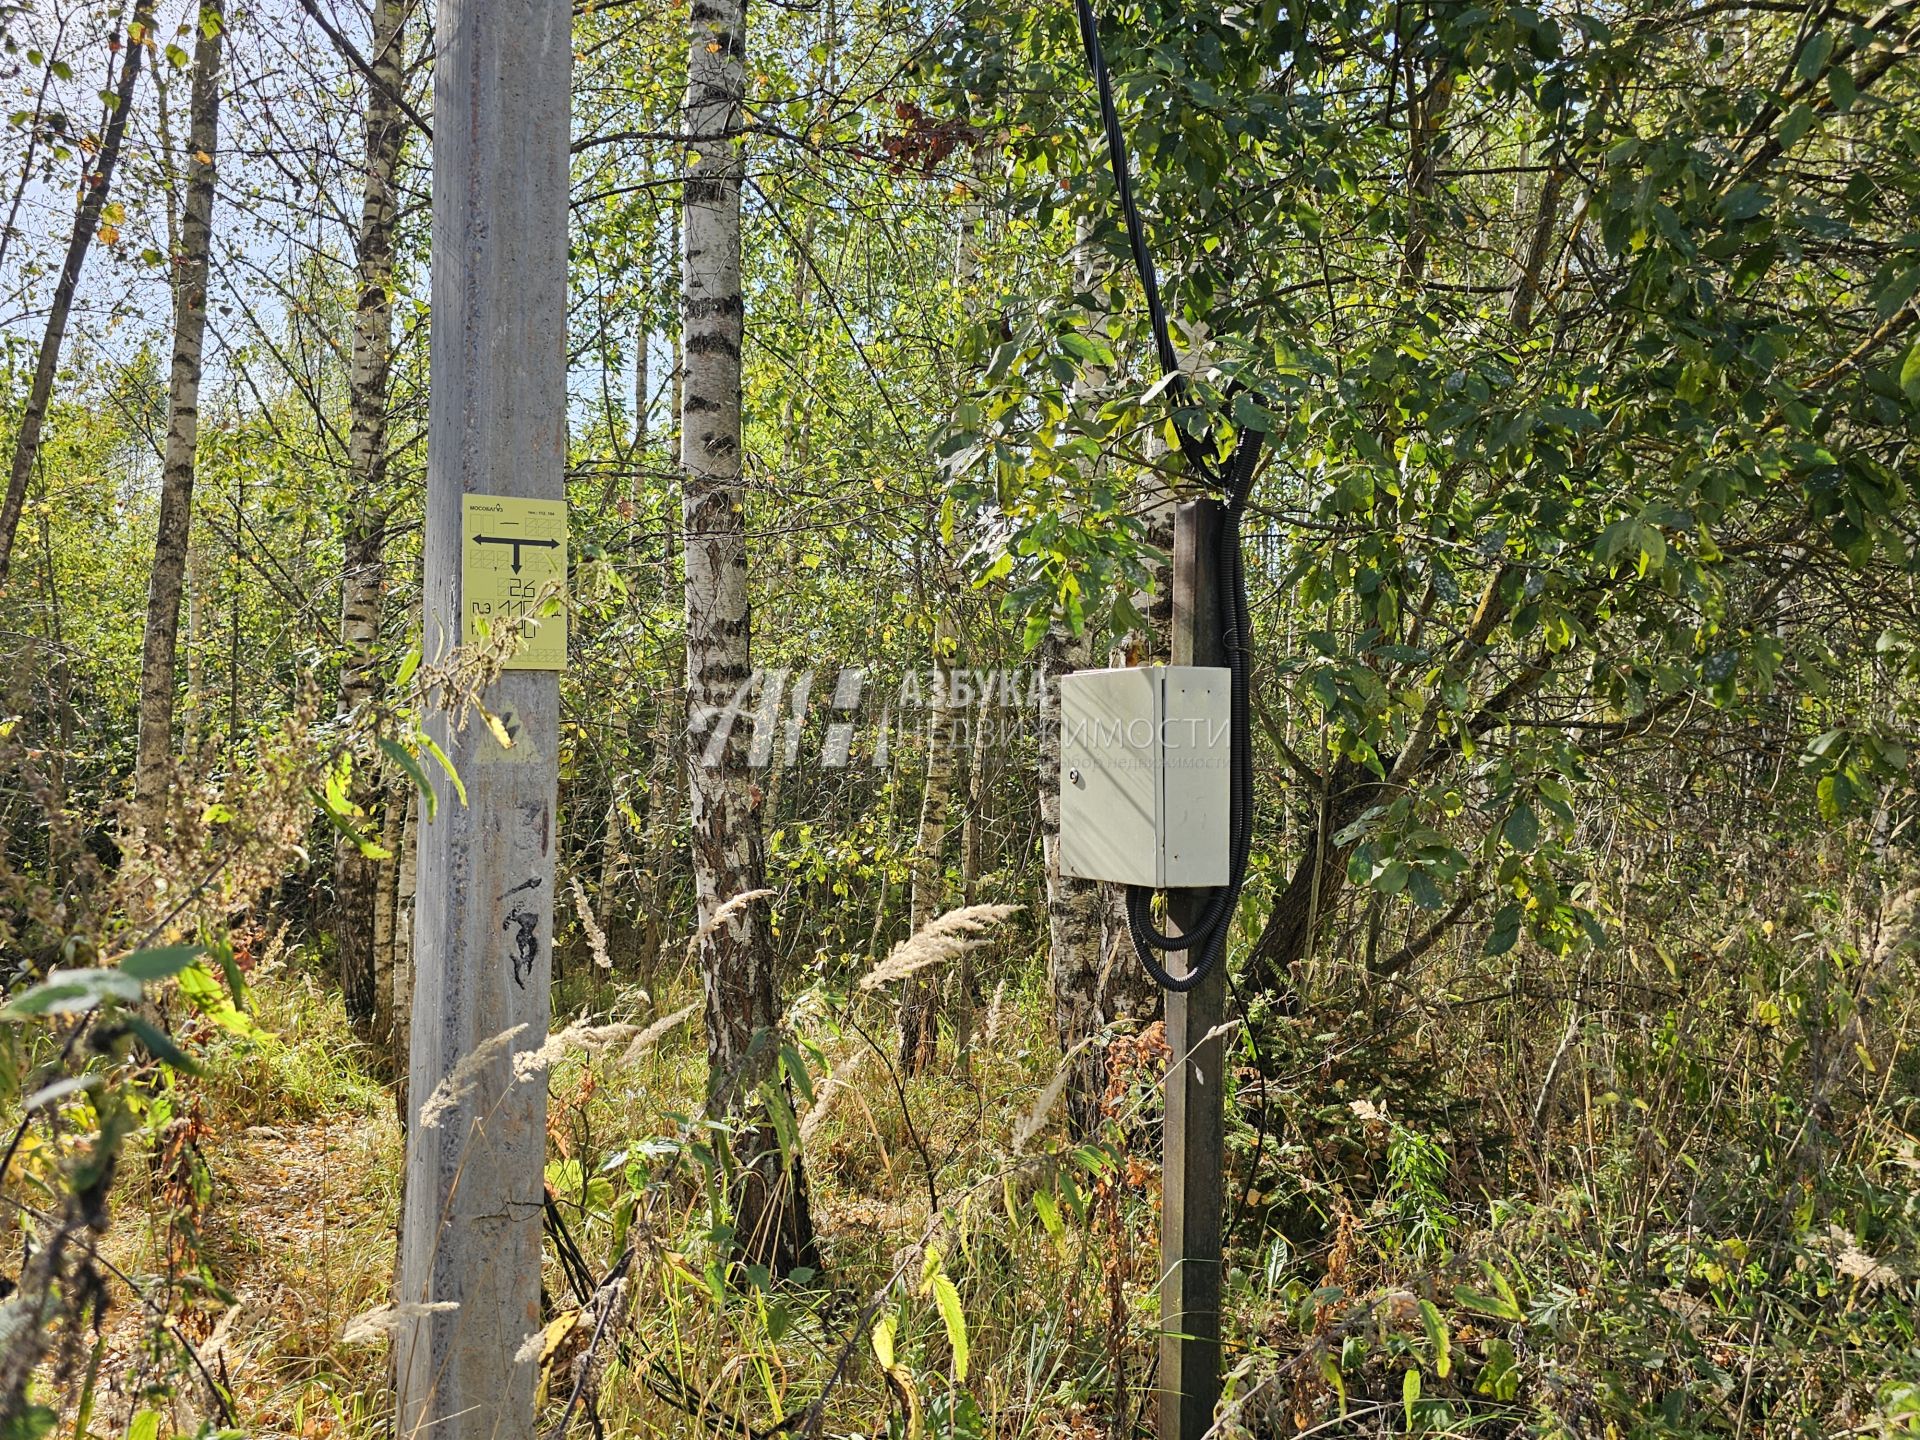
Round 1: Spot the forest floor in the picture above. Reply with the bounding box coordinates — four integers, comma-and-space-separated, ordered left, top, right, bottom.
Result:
88, 967, 403, 1438
63, 897, 1920, 1440
82, 951, 1116, 1439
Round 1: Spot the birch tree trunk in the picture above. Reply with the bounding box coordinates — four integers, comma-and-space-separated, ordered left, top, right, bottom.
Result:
670, 316, 684, 455
598, 711, 629, 940
1040, 621, 1101, 1137
960, 703, 989, 905
1041, 219, 1107, 1139
950, 689, 990, 1077
682, 0, 814, 1272
332, 0, 406, 1039
163, 48, 205, 749
642, 684, 679, 971
898, 618, 956, 1073
0, 0, 156, 583
133, 0, 222, 823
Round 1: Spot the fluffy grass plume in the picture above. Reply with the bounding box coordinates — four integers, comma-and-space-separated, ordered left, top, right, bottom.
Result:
861, 903, 1020, 991
342, 1301, 459, 1344
512, 1019, 641, 1081
571, 874, 613, 969
415, 1024, 529, 1129
687, 888, 775, 960
621, 1002, 699, 1064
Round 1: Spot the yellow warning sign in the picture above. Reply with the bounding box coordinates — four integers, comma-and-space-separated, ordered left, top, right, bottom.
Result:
461, 495, 568, 670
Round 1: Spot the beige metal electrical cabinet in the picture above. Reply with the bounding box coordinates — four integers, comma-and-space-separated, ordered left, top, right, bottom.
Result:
1059, 665, 1231, 889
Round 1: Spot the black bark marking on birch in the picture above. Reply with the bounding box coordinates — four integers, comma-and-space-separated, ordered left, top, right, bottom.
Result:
500, 875, 542, 899
684, 295, 744, 319
503, 906, 539, 989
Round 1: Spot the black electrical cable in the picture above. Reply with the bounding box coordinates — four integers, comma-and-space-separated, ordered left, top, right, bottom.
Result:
1073, 0, 1264, 993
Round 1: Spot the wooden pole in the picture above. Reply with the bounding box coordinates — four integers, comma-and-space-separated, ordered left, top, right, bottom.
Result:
1160, 497, 1227, 1439
394, 0, 569, 1430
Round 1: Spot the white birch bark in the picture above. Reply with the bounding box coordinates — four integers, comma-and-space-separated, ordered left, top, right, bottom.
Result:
682, 0, 813, 1271
899, 618, 957, 1072
632, 328, 649, 504
1042, 217, 1108, 1138
598, 711, 629, 937
133, 0, 221, 821
332, 0, 407, 1037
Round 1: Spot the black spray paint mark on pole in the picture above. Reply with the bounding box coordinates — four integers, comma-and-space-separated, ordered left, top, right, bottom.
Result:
503, 907, 539, 989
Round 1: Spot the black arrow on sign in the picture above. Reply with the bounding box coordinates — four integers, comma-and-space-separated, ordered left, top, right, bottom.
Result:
474, 533, 560, 573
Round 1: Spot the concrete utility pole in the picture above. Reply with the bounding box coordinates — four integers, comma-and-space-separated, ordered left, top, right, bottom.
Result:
394, 0, 569, 1429
1160, 498, 1228, 1440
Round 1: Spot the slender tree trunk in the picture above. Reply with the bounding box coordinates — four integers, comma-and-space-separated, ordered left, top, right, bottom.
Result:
1248, 573, 1548, 994
1400, 58, 1455, 288
599, 710, 628, 940
332, 0, 405, 1040
682, 0, 814, 1273
670, 315, 684, 455
1509, 164, 1565, 334
132, 0, 222, 822
647, 214, 683, 952
950, 688, 990, 1076
899, 618, 956, 1073
1042, 218, 1107, 1139
0, 0, 157, 582
642, 682, 679, 973
335, 505, 386, 1029
960, 697, 989, 905
158, 63, 204, 735
1040, 622, 1102, 1136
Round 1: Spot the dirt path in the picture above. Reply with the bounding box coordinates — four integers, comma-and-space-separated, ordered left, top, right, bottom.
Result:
84, 1063, 400, 1436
